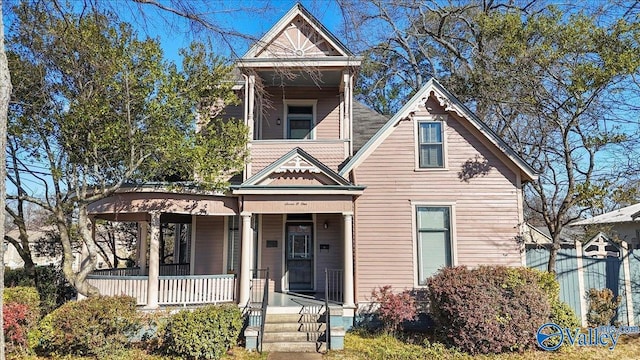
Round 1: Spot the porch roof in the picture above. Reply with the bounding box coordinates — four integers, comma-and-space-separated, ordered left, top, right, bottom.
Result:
88, 189, 237, 219
233, 147, 364, 195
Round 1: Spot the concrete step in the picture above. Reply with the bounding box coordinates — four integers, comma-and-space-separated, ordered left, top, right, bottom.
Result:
263, 331, 323, 343
262, 341, 326, 353
265, 313, 325, 323
264, 322, 326, 333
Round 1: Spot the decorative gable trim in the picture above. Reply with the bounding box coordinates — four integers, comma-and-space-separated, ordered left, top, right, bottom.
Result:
232, 147, 364, 195
274, 155, 321, 174
339, 78, 537, 182
242, 3, 353, 60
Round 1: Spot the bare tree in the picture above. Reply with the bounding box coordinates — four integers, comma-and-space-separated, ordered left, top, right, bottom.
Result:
0, 0, 10, 356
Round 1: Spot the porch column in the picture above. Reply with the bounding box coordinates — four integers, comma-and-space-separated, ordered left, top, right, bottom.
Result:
343, 212, 355, 308
138, 221, 148, 275
238, 212, 253, 306
145, 211, 161, 309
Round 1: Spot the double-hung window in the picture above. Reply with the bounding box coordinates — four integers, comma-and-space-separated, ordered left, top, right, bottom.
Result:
416, 206, 451, 285
418, 122, 444, 168
287, 105, 314, 139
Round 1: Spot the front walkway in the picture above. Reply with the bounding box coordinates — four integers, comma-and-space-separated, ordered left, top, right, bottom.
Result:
267, 352, 323, 360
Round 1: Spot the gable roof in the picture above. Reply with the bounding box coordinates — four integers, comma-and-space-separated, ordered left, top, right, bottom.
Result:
572, 203, 640, 226
352, 101, 391, 153
242, 3, 353, 60
339, 78, 537, 181
232, 147, 365, 195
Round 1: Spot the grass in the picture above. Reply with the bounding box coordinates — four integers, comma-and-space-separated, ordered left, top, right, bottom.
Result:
324, 331, 640, 360
7, 346, 267, 360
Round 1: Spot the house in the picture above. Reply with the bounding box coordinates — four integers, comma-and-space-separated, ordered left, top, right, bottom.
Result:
85, 4, 536, 351
570, 203, 640, 248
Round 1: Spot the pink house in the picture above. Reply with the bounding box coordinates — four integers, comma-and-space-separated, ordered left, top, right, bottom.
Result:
87, 4, 536, 352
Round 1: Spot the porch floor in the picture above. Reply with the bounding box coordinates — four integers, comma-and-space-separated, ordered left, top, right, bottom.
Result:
267, 292, 341, 314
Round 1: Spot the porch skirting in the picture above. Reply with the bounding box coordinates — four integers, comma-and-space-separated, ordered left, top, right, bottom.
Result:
86, 274, 236, 306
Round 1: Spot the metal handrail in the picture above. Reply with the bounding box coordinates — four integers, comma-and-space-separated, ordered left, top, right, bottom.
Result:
259, 268, 269, 353
325, 268, 331, 350
324, 268, 344, 350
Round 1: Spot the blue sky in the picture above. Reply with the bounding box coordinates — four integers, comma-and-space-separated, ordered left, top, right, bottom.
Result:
122, 0, 345, 63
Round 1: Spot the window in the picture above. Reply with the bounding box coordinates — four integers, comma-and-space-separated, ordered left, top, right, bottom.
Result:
287, 105, 313, 139
226, 216, 239, 273
418, 122, 443, 168
416, 206, 451, 285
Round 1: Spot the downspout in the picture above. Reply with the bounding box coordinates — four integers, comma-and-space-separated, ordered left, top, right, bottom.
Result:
242, 74, 250, 181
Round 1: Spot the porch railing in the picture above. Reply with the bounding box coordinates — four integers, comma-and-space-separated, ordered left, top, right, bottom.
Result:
86, 274, 236, 306
91, 263, 190, 277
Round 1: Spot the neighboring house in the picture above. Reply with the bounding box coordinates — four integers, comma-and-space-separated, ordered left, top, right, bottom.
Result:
85, 4, 536, 351
571, 203, 640, 248
4, 224, 133, 271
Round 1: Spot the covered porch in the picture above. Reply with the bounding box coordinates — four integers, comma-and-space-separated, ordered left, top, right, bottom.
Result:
85, 187, 357, 312
86, 188, 240, 308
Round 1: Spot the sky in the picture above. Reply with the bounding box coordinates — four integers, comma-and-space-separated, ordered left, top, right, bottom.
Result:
120, 0, 346, 64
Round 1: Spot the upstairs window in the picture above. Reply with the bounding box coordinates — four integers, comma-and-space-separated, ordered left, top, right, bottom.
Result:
418, 122, 444, 168
287, 105, 314, 139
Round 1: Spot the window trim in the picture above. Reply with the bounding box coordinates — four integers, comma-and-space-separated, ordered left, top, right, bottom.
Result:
410, 201, 457, 287
413, 115, 448, 170
283, 99, 317, 140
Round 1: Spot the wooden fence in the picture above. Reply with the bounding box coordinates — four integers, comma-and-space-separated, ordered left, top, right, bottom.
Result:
526, 238, 637, 326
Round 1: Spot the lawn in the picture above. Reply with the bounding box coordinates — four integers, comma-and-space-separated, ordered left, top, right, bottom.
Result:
324, 332, 640, 360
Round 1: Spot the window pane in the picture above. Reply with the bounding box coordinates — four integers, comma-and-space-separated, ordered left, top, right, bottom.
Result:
420, 122, 441, 143
417, 207, 449, 229
289, 119, 311, 139
419, 144, 443, 167
418, 231, 451, 283
288, 106, 313, 114
227, 216, 239, 272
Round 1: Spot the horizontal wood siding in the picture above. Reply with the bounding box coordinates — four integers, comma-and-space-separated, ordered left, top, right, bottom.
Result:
315, 213, 343, 293
261, 214, 284, 291
260, 87, 340, 140
353, 97, 522, 301
194, 216, 224, 275
249, 140, 346, 175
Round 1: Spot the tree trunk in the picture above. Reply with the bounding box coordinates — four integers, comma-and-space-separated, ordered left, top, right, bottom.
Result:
0, 2, 12, 358
547, 242, 560, 274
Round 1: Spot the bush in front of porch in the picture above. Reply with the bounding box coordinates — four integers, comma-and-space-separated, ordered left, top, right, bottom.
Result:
160, 304, 243, 360
28, 296, 140, 358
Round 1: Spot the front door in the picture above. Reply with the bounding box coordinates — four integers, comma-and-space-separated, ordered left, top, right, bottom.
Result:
286, 223, 314, 291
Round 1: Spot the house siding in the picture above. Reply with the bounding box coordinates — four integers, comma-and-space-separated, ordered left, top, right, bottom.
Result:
315, 213, 344, 293
193, 216, 225, 275
260, 87, 340, 140
353, 96, 522, 301
261, 214, 284, 291
249, 141, 347, 175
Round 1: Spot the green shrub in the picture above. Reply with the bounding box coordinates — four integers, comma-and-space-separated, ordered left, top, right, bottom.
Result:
587, 288, 621, 327
161, 304, 242, 360
4, 286, 41, 313
3, 287, 41, 353
5, 266, 76, 314
369, 285, 416, 333
29, 296, 140, 358
427, 266, 551, 354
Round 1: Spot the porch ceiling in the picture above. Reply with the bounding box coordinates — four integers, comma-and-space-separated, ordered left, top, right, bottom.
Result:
255, 69, 342, 87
